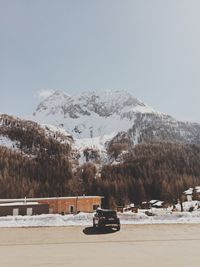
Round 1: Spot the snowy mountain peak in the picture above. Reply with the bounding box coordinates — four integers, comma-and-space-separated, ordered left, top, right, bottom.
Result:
27, 89, 200, 166
31, 90, 161, 138
35, 90, 72, 115
75, 90, 147, 116
31, 89, 160, 138
36, 89, 148, 117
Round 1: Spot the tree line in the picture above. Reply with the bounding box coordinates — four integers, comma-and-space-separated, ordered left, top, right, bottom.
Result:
79, 143, 200, 208
0, 115, 72, 198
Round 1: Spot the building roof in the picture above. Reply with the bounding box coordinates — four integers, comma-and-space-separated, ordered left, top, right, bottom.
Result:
0, 195, 103, 203
184, 186, 200, 195
0, 202, 39, 206
152, 201, 164, 207
195, 186, 200, 193
149, 200, 159, 204
184, 188, 193, 195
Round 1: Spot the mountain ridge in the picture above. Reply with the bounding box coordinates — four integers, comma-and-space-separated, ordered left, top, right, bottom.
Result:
31, 89, 164, 139
30, 90, 200, 152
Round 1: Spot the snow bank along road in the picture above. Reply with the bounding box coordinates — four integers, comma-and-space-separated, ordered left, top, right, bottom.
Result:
0, 224, 200, 267
1, 209, 200, 227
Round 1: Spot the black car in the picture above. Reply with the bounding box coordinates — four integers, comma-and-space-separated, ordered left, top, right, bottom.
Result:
93, 208, 120, 231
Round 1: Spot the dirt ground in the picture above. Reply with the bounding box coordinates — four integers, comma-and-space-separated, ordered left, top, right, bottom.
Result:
0, 224, 200, 267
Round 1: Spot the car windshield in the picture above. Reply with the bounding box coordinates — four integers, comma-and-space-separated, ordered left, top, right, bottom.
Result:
100, 210, 117, 218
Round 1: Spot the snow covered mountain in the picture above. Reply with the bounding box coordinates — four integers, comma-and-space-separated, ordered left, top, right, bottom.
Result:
31, 89, 200, 159
31, 90, 162, 139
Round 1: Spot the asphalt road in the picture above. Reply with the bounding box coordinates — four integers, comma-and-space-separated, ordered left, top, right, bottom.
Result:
0, 224, 200, 267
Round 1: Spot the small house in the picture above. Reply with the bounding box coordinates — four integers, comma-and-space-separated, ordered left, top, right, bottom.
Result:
141, 200, 165, 209
183, 188, 193, 202
183, 186, 200, 202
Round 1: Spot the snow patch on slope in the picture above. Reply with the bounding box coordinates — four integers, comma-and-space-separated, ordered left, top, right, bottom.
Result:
41, 124, 73, 144
0, 135, 20, 151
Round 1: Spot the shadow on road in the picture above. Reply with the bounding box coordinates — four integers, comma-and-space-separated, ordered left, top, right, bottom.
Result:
83, 226, 118, 235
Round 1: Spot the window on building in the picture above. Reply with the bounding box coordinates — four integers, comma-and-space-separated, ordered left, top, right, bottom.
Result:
69, 205, 74, 214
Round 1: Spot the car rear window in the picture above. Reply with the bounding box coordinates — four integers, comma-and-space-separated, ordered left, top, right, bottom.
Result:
102, 210, 117, 217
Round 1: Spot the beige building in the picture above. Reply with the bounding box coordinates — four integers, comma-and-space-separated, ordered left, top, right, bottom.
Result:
0, 196, 103, 215
37, 196, 103, 214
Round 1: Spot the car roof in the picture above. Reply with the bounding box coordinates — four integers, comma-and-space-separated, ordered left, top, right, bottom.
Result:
96, 208, 116, 212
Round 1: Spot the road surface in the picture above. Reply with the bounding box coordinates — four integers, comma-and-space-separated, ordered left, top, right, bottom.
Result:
0, 224, 200, 266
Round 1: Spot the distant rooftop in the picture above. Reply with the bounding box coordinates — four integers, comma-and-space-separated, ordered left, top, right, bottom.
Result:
0, 195, 103, 203
0, 202, 39, 206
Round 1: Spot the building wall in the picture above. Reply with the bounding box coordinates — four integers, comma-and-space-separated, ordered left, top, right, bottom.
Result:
0, 204, 49, 217
38, 196, 102, 214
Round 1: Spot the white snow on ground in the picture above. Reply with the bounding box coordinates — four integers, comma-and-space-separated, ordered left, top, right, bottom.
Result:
1, 210, 200, 227
73, 133, 116, 165
41, 124, 71, 138
0, 135, 19, 151
119, 210, 200, 225
0, 213, 93, 228
74, 132, 116, 151
34, 111, 134, 139
41, 124, 72, 144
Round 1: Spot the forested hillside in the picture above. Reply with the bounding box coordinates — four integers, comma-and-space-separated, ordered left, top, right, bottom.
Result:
1, 115, 200, 208
81, 143, 200, 207
0, 114, 73, 198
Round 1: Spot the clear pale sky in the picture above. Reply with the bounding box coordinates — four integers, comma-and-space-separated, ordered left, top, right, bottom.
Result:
0, 0, 200, 122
